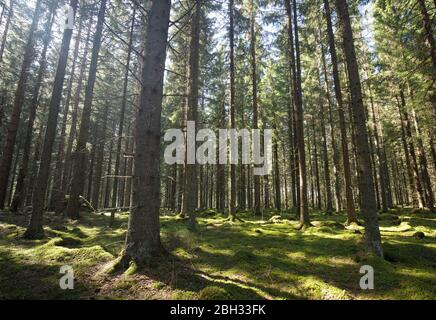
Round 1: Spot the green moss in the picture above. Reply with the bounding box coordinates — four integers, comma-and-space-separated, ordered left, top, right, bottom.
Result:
198, 286, 232, 300
0, 208, 435, 300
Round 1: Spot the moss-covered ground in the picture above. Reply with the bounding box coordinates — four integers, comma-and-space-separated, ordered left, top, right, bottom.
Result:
0, 208, 435, 300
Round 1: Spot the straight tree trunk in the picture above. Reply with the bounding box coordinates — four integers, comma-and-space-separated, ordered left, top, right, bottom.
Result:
320, 42, 341, 212
119, 0, 171, 266
400, 90, 426, 208
110, 8, 136, 224
66, 0, 107, 221
62, 19, 93, 193
273, 135, 281, 211
335, 0, 383, 256
0, 0, 43, 209
51, 14, 85, 212
317, 67, 333, 214
180, 0, 201, 230
411, 106, 434, 211
228, 0, 237, 220
250, 0, 261, 217
284, 0, 310, 227
323, 0, 356, 223
369, 84, 389, 212
312, 118, 321, 210
0, 0, 13, 69
91, 103, 109, 209
104, 125, 115, 209
24, 0, 79, 239
396, 95, 416, 206
11, 4, 56, 212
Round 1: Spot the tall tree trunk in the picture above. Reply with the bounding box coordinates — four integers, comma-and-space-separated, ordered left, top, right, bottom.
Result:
335, 0, 383, 256
24, 0, 79, 239
369, 84, 388, 212
110, 7, 136, 225
273, 135, 281, 211
317, 66, 333, 214
400, 90, 426, 208
180, 0, 201, 230
62, 19, 92, 193
104, 124, 115, 209
91, 103, 109, 209
119, 0, 171, 266
51, 13, 85, 213
66, 0, 107, 220
323, 0, 357, 223
0, 0, 13, 70
312, 118, 321, 210
410, 106, 434, 211
250, 0, 261, 217
284, 0, 310, 227
11, 4, 56, 212
0, 0, 43, 209
396, 95, 416, 206
228, 0, 238, 220
320, 42, 341, 212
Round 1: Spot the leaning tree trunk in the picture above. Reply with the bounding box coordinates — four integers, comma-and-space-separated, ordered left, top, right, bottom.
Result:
24, 0, 79, 239
0, 0, 43, 209
119, 0, 171, 266
66, 0, 107, 221
335, 0, 383, 257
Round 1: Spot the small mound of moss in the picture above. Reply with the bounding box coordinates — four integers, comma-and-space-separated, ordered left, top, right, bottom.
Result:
54, 236, 83, 248
198, 286, 231, 300
413, 231, 425, 239
317, 221, 345, 230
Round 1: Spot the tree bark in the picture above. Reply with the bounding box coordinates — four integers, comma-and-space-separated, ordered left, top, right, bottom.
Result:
249, 0, 261, 217
323, 0, 357, 223
0, 0, 43, 209
91, 103, 110, 209
335, 0, 383, 256
180, 0, 201, 230
51, 13, 85, 213
120, 0, 171, 266
0, 0, 13, 70
11, 4, 56, 212
66, 0, 107, 221
400, 90, 426, 208
110, 7, 136, 225
62, 18, 93, 193
228, 0, 237, 220
24, 0, 79, 239
284, 0, 310, 227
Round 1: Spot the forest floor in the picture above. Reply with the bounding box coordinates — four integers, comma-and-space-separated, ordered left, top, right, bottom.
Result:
0, 207, 435, 300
